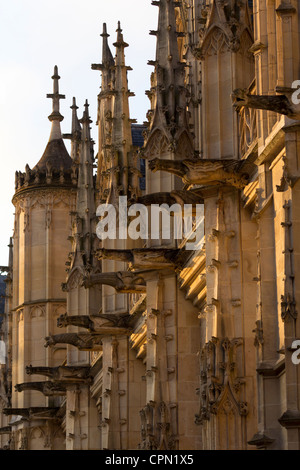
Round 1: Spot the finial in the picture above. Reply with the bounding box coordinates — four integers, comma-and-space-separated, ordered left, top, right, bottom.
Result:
101, 22, 109, 39
71, 96, 79, 111
101, 23, 114, 67
71, 97, 81, 133
114, 21, 128, 48
47, 65, 65, 123
46, 66, 66, 141
80, 99, 92, 125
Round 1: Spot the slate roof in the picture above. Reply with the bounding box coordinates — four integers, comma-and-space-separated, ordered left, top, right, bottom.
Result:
33, 138, 73, 171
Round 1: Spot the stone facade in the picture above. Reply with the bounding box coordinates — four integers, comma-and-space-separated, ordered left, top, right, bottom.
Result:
1, 0, 300, 450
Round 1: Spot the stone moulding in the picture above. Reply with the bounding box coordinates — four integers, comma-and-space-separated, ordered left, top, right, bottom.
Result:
0, 426, 11, 435
247, 432, 275, 448
256, 359, 285, 377
278, 410, 300, 429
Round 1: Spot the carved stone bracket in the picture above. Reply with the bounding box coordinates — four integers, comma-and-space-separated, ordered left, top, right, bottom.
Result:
248, 432, 275, 449
278, 410, 300, 429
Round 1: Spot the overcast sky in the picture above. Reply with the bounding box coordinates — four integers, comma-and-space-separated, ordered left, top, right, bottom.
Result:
0, 0, 158, 266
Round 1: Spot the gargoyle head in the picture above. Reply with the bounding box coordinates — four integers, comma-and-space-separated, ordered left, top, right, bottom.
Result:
231, 88, 248, 108
148, 158, 160, 172
57, 313, 69, 328
44, 336, 55, 348
25, 365, 34, 375
81, 275, 92, 289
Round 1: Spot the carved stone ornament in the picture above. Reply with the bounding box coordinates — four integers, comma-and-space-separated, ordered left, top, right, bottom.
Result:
232, 87, 300, 120
196, 337, 248, 425
3, 407, 60, 419
196, 0, 253, 57
81, 271, 146, 293
95, 248, 187, 270
15, 381, 67, 397
132, 189, 203, 208
25, 365, 93, 383
138, 401, 177, 451
148, 158, 250, 189
281, 293, 297, 322
56, 312, 132, 332
44, 333, 103, 351
247, 432, 275, 449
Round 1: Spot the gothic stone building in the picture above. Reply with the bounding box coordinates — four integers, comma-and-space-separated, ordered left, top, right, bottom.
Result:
1, 0, 300, 450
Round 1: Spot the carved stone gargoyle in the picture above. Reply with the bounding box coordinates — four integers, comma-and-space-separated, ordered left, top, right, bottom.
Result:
57, 312, 132, 332
25, 365, 92, 384
44, 333, 103, 351
81, 271, 146, 293
95, 248, 187, 270
148, 158, 250, 189
15, 381, 67, 397
3, 407, 59, 419
232, 86, 300, 120
131, 190, 203, 208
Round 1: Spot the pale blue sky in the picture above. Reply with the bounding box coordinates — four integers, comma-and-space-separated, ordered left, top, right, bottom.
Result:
0, 0, 157, 265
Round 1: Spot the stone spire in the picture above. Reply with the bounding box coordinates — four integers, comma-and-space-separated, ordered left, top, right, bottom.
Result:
14, 67, 75, 194
63, 97, 82, 161
101, 23, 115, 91
47, 65, 65, 141
107, 21, 138, 202
91, 23, 115, 93
111, 22, 133, 154
33, 66, 73, 172
78, 99, 95, 222
92, 24, 115, 198
143, 0, 194, 159
68, 100, 96, 272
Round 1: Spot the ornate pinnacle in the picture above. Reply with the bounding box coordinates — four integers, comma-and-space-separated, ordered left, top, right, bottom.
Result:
47, 65, 65, 123
113, 21, 129, 49
81, 99, 92, 124
70, 97, 81, 137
